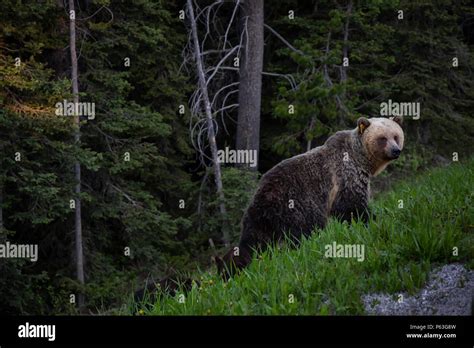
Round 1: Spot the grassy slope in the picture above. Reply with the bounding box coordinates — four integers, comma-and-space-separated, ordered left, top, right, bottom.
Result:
131, 160, 474, 315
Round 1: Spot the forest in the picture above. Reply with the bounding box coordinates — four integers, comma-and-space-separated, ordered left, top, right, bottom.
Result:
0, 0, 473, 315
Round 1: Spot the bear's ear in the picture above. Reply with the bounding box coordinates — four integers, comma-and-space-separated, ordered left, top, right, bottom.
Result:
357, 117, 371, 134
390, 116, 403, 126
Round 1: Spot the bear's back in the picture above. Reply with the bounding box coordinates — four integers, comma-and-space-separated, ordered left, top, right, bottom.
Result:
244, 144, 335, 240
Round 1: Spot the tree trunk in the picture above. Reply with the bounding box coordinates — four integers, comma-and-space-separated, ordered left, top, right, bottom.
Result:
0, 184, 3, 232
323, 32, 348, 125
340, 0, 352, 84
306, 117, 316, 152
236, 0, 264, 171
187, 0, 230, 246
68, 0, 85, 308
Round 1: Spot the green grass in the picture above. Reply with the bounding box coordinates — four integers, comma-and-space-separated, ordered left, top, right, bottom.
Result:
127, 159, 474, 315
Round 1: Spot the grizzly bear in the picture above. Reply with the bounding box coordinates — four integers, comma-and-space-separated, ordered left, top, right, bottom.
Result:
217, 116, 404, 278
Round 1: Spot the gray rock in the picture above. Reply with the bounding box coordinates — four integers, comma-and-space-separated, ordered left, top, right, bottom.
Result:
362, 264, 474, 315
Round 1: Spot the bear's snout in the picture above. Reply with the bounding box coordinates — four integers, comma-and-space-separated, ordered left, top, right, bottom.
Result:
390, 148, 401, 159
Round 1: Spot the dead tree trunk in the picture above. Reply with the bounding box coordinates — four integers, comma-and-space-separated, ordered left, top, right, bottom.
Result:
340, 0, 352, 84
306, 117, 316, 152
0, 184, 3, 232
68, 0, 85, 308
187, 0, 230, 246
236, 0, 264, 171
323, 32, 349, 126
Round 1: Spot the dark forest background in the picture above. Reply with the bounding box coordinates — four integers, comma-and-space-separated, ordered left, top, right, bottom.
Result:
0, 0, 473, 314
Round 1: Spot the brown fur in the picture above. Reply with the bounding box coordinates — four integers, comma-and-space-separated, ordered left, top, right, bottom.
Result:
217, 117, 404, 278
327, 174, 339, 214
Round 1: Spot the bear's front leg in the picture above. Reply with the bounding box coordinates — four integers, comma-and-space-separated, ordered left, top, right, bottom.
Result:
355, 207, 375, 226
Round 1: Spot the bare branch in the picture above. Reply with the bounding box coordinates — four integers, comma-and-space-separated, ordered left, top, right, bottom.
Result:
264, 23, 306, 57
201, 48, 232, 56
77, 5, 113, 24
214, 103, 239, 115
262, 71, 297, 90
110, 184, 139, 207
223, 0, 241, 50
205, 45, 239, 86
205, 64, 298, 91
211, 81, 239, 108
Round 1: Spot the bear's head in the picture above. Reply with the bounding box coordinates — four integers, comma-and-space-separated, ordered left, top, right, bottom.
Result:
357, 116, 404, 176
214, 246, 252, 281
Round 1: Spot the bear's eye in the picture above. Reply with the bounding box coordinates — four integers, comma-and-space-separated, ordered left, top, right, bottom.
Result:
394, 135, 399, 143
378, 137, 387, 143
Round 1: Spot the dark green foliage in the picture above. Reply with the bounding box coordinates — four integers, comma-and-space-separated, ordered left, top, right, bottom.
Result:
193, 167, 258, 245
0, 0, 472, 314
264, 0, 474, 169
134, 159, 474, 315
0, 0, 195, 314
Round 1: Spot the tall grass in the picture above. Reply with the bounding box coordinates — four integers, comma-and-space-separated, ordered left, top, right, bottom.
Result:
128, 160, 474, 315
